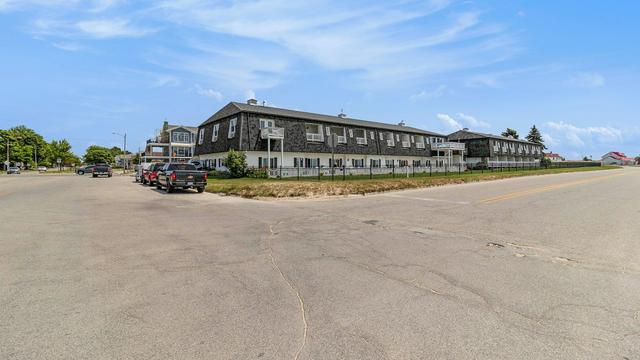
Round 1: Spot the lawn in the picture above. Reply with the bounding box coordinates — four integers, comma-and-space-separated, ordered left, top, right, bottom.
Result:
205, 166, 621, 199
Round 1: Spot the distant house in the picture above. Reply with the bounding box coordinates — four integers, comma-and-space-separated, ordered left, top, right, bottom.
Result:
601, 151, 635, 166
141, 121, 198, 163
544, 152, 565, 162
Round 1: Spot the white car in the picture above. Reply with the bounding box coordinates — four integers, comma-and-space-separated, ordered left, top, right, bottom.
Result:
37, 166, 47, 172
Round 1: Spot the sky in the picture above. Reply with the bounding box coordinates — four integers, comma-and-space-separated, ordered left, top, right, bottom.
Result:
1, 0, 638, 160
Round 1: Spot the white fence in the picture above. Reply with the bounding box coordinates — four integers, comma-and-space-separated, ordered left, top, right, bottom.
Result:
267, 164, 468, 178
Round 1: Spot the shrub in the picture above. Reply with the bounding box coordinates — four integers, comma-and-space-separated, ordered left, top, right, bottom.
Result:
225, 150, 247, 178
246, 167, 268, 179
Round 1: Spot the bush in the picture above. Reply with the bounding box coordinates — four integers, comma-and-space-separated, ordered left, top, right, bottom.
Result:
246, 167, 268, 179
208, 169, 232, 179
225, 150, 247, 178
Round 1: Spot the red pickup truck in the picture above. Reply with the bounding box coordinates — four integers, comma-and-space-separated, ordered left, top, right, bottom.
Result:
142, 163, 165, 186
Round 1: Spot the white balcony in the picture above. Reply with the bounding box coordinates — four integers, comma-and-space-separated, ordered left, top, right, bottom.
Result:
356, 137, 367, 145
261, 127, 285, 139
337, 136, 347, 144
416, 142, 425, 149
431, 142, 466, 151
386, 140, 395, 147
306, 133, 323, 142
401, 141, 411, 148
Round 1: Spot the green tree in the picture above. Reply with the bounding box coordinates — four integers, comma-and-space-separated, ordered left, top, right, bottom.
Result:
225, 149, 247, 178
526, 125, 546, 149
84, 145, 115, 165
501, 128, 519, 139
1, 126, 50, 168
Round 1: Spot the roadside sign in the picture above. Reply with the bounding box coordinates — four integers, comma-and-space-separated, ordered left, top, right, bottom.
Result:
56, 158, 61, 164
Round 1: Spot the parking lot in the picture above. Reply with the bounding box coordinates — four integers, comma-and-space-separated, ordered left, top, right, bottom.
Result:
1, 168, 639, 359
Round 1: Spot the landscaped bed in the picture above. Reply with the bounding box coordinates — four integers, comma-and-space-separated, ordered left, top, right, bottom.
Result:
205, 166, 621, 199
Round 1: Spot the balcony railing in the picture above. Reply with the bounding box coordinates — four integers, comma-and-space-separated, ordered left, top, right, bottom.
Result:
337, 136, 347, 144
260, 127, 285, 139
356, 137, 367, 145
386, 140, 395, 147
401, 141, 411, 148
416, 142, 425, 149
306, 133, 323, 142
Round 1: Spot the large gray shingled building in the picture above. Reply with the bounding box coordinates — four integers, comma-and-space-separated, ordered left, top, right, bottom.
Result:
193, 100, 467, 170
447, 129, 543, 167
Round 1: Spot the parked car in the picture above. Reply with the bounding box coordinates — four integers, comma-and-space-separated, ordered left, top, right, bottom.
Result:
77, 165, 95, 175
7, 166, 20, 174
156, 163, 207, 193
37, 166, 47, 172
189, 160, 204, 170
92, 164, 112, 178
143, 163, 165, 185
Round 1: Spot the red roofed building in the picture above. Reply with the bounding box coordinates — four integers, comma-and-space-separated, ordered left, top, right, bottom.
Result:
544, 152, 565, 162
601, 151, 635, 165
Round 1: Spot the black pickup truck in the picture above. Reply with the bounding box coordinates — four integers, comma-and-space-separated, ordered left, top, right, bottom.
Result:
92, 163, 112, 178
156, 163, 207, 193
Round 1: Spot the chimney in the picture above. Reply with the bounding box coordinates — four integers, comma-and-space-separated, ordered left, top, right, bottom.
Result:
162, 121, 169, 131
398, 121, 405, 126
247, 99, 258, 105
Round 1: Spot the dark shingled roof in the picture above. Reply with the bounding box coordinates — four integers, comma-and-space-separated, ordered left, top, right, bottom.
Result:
448, 129, 541, 145
200, 102, 445, 136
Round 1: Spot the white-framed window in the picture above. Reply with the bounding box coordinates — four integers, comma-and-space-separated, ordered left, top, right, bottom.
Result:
370, 131, 375, 140
228, 118, 237, 138
211, 124, 219, 142
379, 133, 384, 141
198, 128, 204, 145
259, 118, 274, 129
172, 131, 191, 143
395, 134, 400, 142
410, 135, 415, 143
348, 129, 354, 138
326, 126, 331, 135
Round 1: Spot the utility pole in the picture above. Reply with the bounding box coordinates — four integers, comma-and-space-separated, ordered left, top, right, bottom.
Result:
34, 145, 38, 169
112, 131, 127, 173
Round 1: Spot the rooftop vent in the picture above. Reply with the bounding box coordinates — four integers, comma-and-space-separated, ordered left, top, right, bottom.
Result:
247, 99, 258, 105
463, 127, 469, 131
398, 121, 405, 126
338, 108, 347, 118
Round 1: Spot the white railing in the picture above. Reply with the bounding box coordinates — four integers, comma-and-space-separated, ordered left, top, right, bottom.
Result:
260, 127, 285, 139
416, 142, 425, 149
268, 164, 468, 178
306, 133, 323, 142
337, 135, 347, 144
487, 161, 540, 168
431, 142, 466, 151
356, 137, 367, 145
386, 140, 395, 147
401, 141, 411, 148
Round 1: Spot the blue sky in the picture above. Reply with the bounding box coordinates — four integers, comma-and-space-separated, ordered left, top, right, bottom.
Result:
1, 0, 638, 159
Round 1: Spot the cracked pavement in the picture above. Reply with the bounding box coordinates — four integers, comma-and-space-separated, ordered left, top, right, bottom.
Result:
1, 167, 639, 359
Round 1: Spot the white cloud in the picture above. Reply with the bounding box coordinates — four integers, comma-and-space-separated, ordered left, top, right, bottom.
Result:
542, 132, 558, 147
244, 89, 256, 101
436, 112, 489, 131
195, 85, 223, 101
75, 19, 154, 39
409, 85, 448, 101
33, 17, 155, 39
567, 72, 605, 88
545, 121, 623, 148
153, 0, 518, 88
457, 112, 490, 128
52, 41, 83, 51
437, 113, 463, 131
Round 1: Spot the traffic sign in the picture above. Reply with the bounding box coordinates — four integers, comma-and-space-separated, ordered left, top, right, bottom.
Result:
56, 158, 62, 164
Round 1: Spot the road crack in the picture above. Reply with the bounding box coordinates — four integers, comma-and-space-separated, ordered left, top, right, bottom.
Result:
267, 223, 308, 360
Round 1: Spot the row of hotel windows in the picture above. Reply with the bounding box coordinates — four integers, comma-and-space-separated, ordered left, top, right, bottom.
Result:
196, 117, 445, 148
491, 140, 541, 154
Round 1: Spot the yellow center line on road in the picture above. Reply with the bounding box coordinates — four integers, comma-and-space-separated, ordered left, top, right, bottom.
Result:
478, 173, 625, 205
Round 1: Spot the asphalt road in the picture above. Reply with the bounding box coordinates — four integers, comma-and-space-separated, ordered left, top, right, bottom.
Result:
1, 168, 639, 359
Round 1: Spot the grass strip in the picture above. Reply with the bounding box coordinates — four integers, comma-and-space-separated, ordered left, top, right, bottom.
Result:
205, 166, 621, 199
